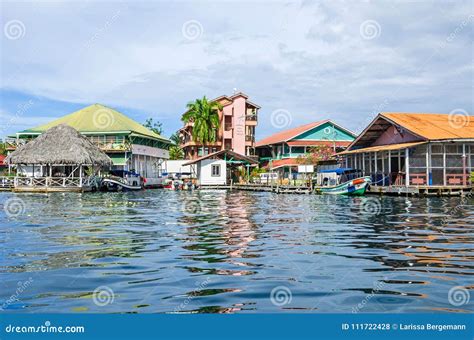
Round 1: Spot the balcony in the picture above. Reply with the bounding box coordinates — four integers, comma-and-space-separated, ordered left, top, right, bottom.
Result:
245, 135, 255, 142
245, 114, 257, 121
224, 123, 233, 131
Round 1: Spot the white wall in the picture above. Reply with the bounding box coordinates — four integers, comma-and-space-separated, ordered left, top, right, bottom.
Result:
164, 160, 192, 175
199, 159, 226, 185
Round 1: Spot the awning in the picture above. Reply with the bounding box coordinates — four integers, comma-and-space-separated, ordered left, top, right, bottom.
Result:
338, 141, 427, 155
109, 153, 127, 166
183, 150, 257, 166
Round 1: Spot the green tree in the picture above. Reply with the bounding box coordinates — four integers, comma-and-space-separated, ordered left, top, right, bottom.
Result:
0, 142, 6, 156
169, 145, 184, 160
181, 96, 222, 144
143, 118, 164, 135
297, 145, 334, 165
169, 133, 181, 145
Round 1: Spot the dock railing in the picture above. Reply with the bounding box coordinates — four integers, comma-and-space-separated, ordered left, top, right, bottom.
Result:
0, 176, 15, 189
14, 176, 92, 188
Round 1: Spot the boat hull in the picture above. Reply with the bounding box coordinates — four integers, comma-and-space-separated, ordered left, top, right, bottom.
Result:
101, 178, 142, 192
317, 177, 371, 196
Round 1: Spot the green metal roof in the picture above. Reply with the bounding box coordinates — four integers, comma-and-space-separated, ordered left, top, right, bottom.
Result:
18, 104, 170, 143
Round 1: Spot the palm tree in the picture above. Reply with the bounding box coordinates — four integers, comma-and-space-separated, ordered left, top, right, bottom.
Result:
168, 133, 184, 160
182, 96, 222, 144
169, 145, 184, 160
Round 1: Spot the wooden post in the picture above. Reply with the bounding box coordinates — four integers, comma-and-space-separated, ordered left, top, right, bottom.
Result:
426, 144, 430, 186
405, 148, 410, 187
443, 145, 446, 186
462, 143, 467, 186
374, 152, 378, 185
388, 150, 391, 185
362, 153, 365, 175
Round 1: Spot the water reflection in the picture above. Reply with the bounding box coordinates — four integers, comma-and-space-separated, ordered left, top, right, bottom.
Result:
0, 190, 472, 313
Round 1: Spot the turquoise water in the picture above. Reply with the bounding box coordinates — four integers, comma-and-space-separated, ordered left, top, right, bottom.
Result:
0, 190, 472, 313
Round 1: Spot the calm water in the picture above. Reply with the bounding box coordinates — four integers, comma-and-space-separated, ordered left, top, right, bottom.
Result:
0, 190, 472, 313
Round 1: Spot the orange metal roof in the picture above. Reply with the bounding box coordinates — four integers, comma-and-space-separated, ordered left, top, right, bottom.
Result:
381, 112, 474, 140
256, 120, 329, 147
339, 141, 427, 155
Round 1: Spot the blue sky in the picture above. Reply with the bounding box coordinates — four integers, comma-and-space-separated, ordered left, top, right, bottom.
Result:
1, 0, 473, 140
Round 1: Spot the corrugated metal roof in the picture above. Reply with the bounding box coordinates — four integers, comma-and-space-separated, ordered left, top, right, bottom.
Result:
256, 121, 329, 147
381, 112, 474, 140
18, 104, 170, 142
339, 141, 427, 155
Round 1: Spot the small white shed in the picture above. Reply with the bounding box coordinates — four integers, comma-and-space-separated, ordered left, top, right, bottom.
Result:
196, 159, 227, 185
183, 150, 257, 186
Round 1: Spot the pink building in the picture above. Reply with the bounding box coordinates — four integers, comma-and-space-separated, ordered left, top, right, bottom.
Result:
179, 92, 260, 159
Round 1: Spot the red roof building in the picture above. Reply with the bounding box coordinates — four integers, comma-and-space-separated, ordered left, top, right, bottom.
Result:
256, 120, 356, 171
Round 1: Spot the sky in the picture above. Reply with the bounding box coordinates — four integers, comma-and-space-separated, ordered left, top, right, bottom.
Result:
1, 0, 473, 140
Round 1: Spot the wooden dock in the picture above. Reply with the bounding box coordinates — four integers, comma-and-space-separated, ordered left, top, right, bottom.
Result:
367, 185, 472, 197
199, 183, 473, 197
200, 183, 312, 194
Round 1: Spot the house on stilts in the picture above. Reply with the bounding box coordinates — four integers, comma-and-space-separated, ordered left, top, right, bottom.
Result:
5, 124, 112, 192
339, 112, 474, 195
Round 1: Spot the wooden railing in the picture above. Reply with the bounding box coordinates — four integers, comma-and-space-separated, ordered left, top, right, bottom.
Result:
14, 177, 91, 188
0, 177, 14, 188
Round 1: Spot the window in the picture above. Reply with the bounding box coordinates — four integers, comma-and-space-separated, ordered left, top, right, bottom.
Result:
211, 164, 221, 177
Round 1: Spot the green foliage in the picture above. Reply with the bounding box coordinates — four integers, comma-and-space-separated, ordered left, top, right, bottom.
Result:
143, 118, 164, 135
169, 133, 181, 146
470, 172, 474, 184
250, 167, 267, 178
182, 96, 222, 145
0, 142, 6, 156
297, 145, 334, 165
169, 145, 184, 160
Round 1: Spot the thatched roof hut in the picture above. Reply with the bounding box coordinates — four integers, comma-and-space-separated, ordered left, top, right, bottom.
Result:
6, 124, 112, 166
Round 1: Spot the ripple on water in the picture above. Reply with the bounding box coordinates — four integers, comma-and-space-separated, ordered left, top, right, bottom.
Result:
0, 191, 473, 313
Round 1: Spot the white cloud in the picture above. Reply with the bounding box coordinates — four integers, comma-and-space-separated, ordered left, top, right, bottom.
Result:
1, 0, 472, 138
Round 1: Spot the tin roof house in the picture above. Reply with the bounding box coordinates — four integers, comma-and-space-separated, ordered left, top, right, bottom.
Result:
6, 104, 171, 185
255, 120, 356, 175
340, 112, 474, 191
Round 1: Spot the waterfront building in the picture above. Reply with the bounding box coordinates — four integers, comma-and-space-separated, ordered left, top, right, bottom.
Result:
179, 92, 260, 160
5, 124, 112, 192
5, 104, 171, 184
255, 120, 356, 177
340, 112, 474, 188
183, 150, 257, 186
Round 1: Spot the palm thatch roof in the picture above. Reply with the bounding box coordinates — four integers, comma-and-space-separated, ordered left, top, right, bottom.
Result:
5, 124, 112, 166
